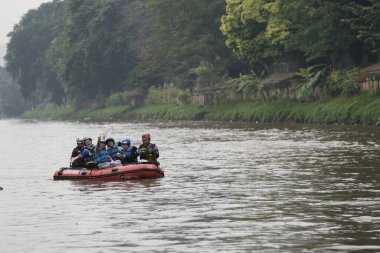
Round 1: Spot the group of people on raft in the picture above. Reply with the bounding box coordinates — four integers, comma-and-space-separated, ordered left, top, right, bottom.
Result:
70, 131, 159, 169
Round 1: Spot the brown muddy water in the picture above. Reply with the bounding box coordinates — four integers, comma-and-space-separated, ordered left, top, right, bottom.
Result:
0, 119, 379, 252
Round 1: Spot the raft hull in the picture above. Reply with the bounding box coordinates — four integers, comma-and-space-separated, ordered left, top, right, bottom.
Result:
53, 163, 164, 181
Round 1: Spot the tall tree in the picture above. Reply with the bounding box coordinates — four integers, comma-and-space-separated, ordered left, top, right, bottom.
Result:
0, 66, 27, 116
52, 0, 138, 105
221, 0, 376, 68
5, 0, 66, 104
278, 0, 357, 64
137, 0, 242, 89
349, 0, 380, 53
221, 0, 288, 69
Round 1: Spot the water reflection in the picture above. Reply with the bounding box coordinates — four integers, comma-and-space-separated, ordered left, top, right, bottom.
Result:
70, 179, 163, 192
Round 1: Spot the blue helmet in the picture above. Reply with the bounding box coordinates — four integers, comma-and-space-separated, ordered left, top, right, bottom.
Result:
99, 139, 106, 143
105, 137, 115, 144
83, 137, 92, 143
121, 139, 131, 145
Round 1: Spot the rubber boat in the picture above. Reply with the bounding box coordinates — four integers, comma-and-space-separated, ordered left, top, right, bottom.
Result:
53, 163, 164, 181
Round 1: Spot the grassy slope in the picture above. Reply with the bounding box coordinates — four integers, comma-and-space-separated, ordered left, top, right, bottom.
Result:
124, 104, 208, 120
207, 94, 380, 124
23, 105, 129, 120
22, 94, 380, 125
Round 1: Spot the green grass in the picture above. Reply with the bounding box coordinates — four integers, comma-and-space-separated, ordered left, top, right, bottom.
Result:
82, 105, 129, 120
23, 105, 129, 120
23, 105, 76, 119
22, 94, 380, 125
207, 94, 380, 124
124, 104, 208, 120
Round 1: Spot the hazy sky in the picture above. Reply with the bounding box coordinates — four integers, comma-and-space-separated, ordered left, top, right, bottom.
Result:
0, 0, 52, 44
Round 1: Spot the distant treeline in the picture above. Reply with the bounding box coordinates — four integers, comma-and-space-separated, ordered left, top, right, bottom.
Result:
0, 66, 27, 116
3, 0, 380, 112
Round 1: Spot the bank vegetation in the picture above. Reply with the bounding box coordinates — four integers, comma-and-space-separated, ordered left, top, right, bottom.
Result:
1, 0, 380, 125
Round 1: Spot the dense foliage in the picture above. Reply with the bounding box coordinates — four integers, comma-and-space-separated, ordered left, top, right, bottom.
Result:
0, 66, 27, 116
3, 0, 380, 111
138, 0, 243, 89
5, 0, 65, 104
221, 0, 380, 68
50, 0, 138, 106
6, 0, 240, 107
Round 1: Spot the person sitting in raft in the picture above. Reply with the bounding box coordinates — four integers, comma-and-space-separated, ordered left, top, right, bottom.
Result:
70, 138, 85, 168
106, 137, 120, 161
139, 131, 159, 165
94, 138, 121, 169
80, 137, 97, 169
117, 139, 140, 165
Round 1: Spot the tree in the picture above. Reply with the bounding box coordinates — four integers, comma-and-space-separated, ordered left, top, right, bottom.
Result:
349, 0, 380, 53
137, 0, 242, 89
5, 0, 66, 104
52, 0, 138, 105
0, 66, 27, 116
277, 0, 358, 64
221, 0, 288, 69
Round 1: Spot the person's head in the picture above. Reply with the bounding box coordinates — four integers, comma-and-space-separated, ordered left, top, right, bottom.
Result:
83, 137, 92, 146
121, 139, 131, 149
76, 138, 84, 148
142, 131, 151, 145
99, 139, 106, 149
106, 137, 115, 147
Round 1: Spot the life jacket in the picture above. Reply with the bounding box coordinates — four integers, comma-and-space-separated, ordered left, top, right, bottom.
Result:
94, 148, 111, 165
123, 146, 133, 157
120, 146, 139, 164
139, 143, 159, 162
107, 146, 120, 160
82, 145, 96, 164
71, 147, 85, 168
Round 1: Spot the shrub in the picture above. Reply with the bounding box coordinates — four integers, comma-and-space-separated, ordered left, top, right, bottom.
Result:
146, 87, 191, 105
326, 69, 360, 97
105, 91, 129, 107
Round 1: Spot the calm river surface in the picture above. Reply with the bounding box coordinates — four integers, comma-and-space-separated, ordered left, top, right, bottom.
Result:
0, 119, 379, 252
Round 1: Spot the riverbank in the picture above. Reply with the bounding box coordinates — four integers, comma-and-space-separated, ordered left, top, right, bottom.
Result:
22, 94, 380, 125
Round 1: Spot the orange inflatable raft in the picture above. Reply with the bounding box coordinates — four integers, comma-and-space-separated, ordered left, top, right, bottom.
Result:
53, 163, 164, 181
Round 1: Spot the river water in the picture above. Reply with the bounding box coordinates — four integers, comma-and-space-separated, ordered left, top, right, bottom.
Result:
0, 119, 379, 252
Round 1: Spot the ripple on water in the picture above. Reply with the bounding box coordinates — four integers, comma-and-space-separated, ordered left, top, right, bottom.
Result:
0, 120, 379, 252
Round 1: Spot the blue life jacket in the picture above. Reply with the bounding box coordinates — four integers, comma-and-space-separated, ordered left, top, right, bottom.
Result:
122, 146, 134, 158
94, 148, 111, 165
107, 146, 120, 160
82, 145, 96, 164
120, 146, 139, 164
